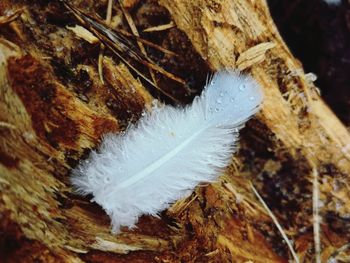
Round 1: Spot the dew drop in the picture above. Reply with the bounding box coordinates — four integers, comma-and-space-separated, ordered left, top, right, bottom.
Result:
215, 107, 220, 112
104, 177, 111, 183
208, 106, 213, 112
219, 92, 224, 97
216, 98, 223, 104
230, 97, 235, 102
250, 96, 255, 101
239, 84, 246, 91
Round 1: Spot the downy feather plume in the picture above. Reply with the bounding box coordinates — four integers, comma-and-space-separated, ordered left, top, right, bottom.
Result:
71, 70, 263, 233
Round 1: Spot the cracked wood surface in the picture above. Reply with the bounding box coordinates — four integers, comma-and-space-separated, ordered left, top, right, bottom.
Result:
0, 0, 349, 262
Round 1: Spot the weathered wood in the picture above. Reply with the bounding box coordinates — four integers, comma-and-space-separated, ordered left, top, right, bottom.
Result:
0, 0, 349, 262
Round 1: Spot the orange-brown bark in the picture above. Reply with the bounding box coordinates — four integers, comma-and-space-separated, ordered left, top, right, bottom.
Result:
0, 0, 349, 262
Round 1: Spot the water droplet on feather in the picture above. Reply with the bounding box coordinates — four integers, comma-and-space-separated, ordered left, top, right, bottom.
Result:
239, 84, 246, 91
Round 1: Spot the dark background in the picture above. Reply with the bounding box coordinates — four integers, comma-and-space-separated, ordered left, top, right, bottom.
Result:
268, 0, 350, 125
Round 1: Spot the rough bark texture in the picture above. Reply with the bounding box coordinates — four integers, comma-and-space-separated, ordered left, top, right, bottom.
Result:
1, 0, 349, 262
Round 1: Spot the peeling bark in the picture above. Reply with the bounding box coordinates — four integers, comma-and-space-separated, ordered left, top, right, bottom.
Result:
0, 0, 349, 262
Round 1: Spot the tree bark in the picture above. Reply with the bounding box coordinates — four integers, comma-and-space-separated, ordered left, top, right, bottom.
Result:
0, 0, 349, 262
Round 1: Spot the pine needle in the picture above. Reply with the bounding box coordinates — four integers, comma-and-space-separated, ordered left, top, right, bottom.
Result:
312, 167, 321, 263
118, 0, 157, 87
62, 1, 183, 102
250, 182, 300, 263
113, 28, 178, 56
98, 0, 113, 84
143, 22, 175, 32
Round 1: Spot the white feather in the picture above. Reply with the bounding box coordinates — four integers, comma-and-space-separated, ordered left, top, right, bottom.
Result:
71, 70, 263, 233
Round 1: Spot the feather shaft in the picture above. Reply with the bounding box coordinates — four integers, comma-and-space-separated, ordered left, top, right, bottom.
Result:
118, 128, 203, 189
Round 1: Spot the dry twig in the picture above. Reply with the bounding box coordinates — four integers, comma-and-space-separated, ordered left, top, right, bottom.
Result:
250, 182, 300, 263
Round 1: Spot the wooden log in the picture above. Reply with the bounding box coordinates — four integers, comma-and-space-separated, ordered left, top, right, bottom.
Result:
0, 0, 349, 262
